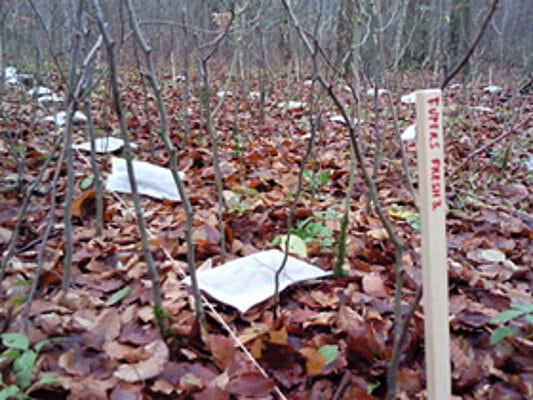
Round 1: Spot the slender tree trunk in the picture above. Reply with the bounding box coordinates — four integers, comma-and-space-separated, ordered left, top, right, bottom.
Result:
449, 0, 473, 79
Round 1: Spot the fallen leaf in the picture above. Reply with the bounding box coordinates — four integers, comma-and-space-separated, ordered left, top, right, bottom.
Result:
150, 379, 175, 395
71, 190, 107, 219
0, 226, 12, 245
59, 348, 91, 376
113, 339, 169, 383
64, 376, 115, 400
397, 367, 422, 395
362, 274, 388, 298
104, 341, 148, 363
366, 228, 389, 241
84, 308, 121, 350
336, 305, 364, 333
227, 371, 275, 397
468, 248, 507, 263
208, 334, 236, 370
275, 234, 307, 258
299, 347, 328, 376
109, 384, 142, 400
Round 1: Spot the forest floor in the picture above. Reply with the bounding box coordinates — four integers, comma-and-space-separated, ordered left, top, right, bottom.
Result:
0, 69, 532, 399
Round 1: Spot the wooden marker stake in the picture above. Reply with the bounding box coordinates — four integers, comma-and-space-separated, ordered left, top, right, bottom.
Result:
416, 89, 451, 400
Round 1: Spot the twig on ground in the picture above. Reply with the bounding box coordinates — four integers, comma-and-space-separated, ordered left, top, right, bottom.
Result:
450, 119, 529, 177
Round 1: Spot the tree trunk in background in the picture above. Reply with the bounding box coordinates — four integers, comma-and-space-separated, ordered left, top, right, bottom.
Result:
392, 0, 409, 70
399, 0, 421, 69
448, 0, 472, 78
427, 0, 446, 72
278, 15, 292, 68
336, 0, 354, 75
0, 2, 6, 94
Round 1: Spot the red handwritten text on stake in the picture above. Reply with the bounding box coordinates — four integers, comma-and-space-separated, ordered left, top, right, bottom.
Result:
426, 96, 443, 211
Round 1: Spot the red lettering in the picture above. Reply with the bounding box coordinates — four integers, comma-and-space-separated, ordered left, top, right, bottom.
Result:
431, 182, 441, 198
432, 200, 442, 211
430, 131, 440, 149
431, 158, 440, 180
425, 96, 443, 212
427, 97, 439, 107
428, 108, 439, 124
430, 158, 442, 198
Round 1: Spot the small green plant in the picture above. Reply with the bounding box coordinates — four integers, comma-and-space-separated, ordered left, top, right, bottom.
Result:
292, 217, 331, 243
0, 333, 57, 399
298, 116, 311, 132
489, 303, 533, 345
231, 130, 243, 158
292, 210, 338, 248
489, 145, 512, 175
7, 279, 31, 307
80, 173, 95, 190
273, 207, 340, 255
303, 169, 330, 195
388, 204, 420, 231
228, 186, 258, 216
367, 381, 381, 395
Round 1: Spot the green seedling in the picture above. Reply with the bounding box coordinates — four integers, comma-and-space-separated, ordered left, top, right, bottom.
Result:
7, 279, 31, 306
80, 173, 94, 190
298, 116, 311, 132
0, 333, 57, 399
303, 169, 330, 195
228, 186, 258, 216
490, 303, 533, 345
388, 204, 420, 231
367, 381, 381, 395
293, 210, 337, 248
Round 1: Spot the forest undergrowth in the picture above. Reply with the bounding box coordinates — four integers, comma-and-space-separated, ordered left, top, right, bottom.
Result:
0, 68, 531, 399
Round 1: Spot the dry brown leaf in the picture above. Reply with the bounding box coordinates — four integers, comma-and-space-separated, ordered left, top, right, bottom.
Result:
71, 190, 108, 219
299, 347, 328, 376
250, 338, 263, 359
309, 289, 339, 308
64, 376, 116, 400
59, 348, 91, 376
336, 305, 364, 333
397, 368, 422, 395
302, 311, 337, 328
366, 228, 389, 241
109, 384, 143, 400
208, 334, 236, 370
237, 323, 270, 345
227, 370, 275, 397
362, 274, 388, 298
268, 327, 288, 345
0, 226, 12, 245
84, 308, 121, 350
151, 379, 175, 395
104, 341, 148, 363
113, 339, 169, 383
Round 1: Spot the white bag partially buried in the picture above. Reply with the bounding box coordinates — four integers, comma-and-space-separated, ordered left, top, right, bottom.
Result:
181, 249, 331, 313
73, 137, 137, 153
106, 157, 184, 201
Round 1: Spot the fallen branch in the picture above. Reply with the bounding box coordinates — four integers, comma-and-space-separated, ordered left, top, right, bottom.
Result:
449, 118, 529, 177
